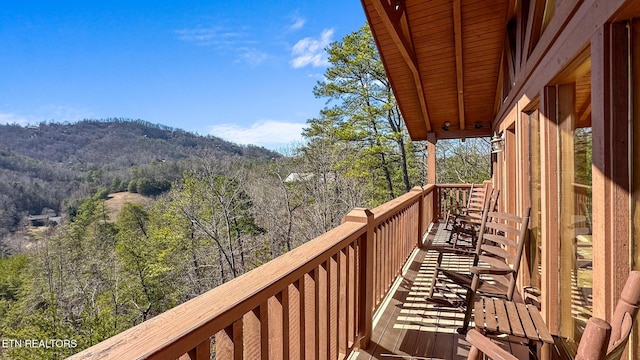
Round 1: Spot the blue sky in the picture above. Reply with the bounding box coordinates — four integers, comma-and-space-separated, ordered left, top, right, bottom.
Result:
0, 1, 366, 150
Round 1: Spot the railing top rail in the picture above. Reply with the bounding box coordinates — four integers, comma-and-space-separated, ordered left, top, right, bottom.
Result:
572, 182, 592, 190
69, 221, 367, 360
435, 183, 475, 188
371, 185, 435, 226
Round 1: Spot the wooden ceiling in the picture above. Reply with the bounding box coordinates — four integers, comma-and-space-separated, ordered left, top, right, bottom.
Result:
362, 0, 510, 140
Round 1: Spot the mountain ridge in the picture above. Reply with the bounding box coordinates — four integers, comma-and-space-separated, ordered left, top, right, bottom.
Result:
0, 118, 276, 166
0, 118, 279, 237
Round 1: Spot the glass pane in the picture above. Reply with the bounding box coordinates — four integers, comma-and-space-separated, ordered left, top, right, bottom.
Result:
529, 111, 542, 290
558, 82, 592, 343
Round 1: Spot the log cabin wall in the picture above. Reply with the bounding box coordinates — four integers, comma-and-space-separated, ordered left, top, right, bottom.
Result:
491, 1, 640, 358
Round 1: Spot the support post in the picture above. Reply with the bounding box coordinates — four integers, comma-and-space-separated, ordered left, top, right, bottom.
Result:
591, 22, 631, 323
540, 85, 559, 332
427, 132, 437, 185
342, 208, 374, 350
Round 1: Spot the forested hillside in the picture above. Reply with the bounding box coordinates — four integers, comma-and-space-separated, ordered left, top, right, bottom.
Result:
0, 119, 274, 166
0, 25, 490, 359
0, 119, 278, 239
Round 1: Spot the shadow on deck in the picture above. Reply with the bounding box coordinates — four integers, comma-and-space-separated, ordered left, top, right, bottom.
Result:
355, 222, 527, 360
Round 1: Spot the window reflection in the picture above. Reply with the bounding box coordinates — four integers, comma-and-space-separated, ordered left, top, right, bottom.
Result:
558, 78, 592, 343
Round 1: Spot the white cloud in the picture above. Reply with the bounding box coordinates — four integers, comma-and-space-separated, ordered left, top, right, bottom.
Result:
237, 48, 268, 67
42, 105, 95, 122
290, 29, 334, 69
0, 106, 95, 126
175, 26, 268, 66
289, 15, 306, 31
208, 120, 306, 150
0, 113, 29, 125
175, 27, 245, 46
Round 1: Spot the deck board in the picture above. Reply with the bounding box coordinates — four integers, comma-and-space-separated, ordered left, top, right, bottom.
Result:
354, 222, 530, 360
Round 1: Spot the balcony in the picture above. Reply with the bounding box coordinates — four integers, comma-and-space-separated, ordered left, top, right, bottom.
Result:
70, 184, 526, 360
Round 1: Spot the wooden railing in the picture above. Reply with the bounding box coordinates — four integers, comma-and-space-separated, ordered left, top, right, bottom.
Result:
435, 183, 474, 219
68, 185, 461, 360
573, 183, 592, 231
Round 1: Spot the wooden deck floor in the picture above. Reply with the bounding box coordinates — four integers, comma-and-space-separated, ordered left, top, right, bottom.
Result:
353, 223, 529, 360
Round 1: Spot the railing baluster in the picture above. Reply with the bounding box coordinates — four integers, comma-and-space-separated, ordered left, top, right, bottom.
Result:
347, 242, 355, 348
383, 219, 387, 292
328, 255, 338, 359
268, 296, 283, 360
375, 225, 381, 305
243, 307, 262, 359
317, 263, 328, 360
180, 339, 209, 360
216, 320, 243, 360
373, 225, 379, 306
398, 212, 402, 272
338, 248, 347, 356
390, 216, 396, 285
395, 213, 400, 276
288, 282, 301, 359
385, 219, 390, 293
260, 303, 270, 359
279, 290, 290, 360
303, 271, 316, 359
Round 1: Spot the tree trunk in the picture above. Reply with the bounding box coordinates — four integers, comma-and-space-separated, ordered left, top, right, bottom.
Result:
370, 120, 395, 200
388, 105, 411, 193
397, 136, 411, 193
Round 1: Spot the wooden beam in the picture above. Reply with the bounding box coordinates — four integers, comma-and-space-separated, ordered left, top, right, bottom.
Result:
434, 127, 492, 140
493, 49, 506, 118
453, 0, 466, 130
522, 0, 545, 65
577, 99, 592, 126
515, 0, 528, 76
505, 22, 517, 87
370, 0, 432, 132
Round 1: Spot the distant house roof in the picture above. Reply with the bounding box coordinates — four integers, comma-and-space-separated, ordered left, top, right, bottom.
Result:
284, 173, 315, 182
27, 214, 61, 225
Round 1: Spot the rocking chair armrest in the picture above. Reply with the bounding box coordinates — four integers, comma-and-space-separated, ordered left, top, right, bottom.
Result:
458, 219, 481, 228
456, 214, 482, 224
469, 267, 515, 276
466, 329, 519, 360
433, 246, 476, 256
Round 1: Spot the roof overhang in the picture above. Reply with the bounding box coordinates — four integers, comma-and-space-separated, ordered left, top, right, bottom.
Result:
362, 0, 510, 141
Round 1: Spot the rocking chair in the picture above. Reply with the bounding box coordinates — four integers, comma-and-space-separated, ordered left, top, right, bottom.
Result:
466, 270, 640, 360
427, 204, 531, 334
444, 181, 491, 233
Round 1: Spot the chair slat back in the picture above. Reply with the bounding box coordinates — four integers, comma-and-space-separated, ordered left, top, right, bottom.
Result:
466, 183, 490, 215
474, 207, 531, 300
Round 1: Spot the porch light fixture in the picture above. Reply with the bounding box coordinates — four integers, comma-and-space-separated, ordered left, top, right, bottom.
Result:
442, 121, 451, 131
490, 131, 504, 153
